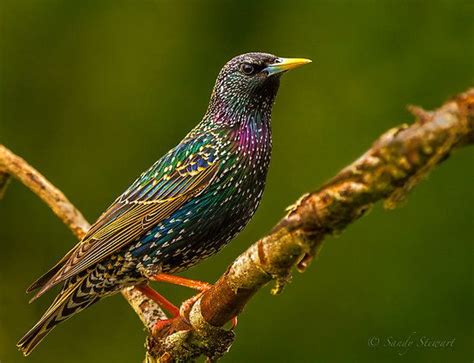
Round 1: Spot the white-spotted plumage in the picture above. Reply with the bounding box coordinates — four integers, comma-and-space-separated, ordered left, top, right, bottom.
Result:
18, 52, 291, 356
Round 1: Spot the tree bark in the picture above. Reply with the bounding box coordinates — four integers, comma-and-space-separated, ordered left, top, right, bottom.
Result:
1, 89, 472, 362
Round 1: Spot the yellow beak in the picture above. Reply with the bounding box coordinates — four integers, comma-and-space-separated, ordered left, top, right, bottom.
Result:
264, 57, 312, 75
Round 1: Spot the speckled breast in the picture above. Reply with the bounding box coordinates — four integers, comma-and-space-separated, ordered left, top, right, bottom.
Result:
131, 120, 272, 274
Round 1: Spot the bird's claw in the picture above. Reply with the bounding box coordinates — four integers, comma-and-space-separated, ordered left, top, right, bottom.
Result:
152, 283, 238, 337
152, 318, 175, 336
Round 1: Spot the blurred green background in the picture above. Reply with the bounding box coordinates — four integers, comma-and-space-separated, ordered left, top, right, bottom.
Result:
1, 1, 473, 362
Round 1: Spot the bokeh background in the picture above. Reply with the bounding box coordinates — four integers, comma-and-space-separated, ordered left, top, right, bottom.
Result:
1, 1, 473, 362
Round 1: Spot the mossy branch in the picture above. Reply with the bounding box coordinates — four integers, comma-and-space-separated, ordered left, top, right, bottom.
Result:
1, 89, 472, 362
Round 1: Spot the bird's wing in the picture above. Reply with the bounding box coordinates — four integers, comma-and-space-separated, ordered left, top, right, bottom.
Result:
30, 141, 220, 299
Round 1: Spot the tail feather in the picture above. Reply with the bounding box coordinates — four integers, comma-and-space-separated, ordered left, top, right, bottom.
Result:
26, 249, 74, 294
17, 277, 98, 356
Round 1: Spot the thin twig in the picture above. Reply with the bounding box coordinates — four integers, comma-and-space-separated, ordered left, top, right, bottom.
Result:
0, 146, 89, 239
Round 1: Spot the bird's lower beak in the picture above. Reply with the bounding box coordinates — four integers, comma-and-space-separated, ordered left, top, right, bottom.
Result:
264, 57, 312, 76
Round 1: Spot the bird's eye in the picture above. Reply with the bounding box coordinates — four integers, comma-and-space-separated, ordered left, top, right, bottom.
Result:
240, 63, 255, 75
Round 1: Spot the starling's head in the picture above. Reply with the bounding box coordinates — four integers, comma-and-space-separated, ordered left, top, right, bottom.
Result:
207, 52, 311, 123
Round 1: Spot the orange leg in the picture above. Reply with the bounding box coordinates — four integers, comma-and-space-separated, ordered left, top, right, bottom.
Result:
150, 273, 212, 291
135, 284, 179, 317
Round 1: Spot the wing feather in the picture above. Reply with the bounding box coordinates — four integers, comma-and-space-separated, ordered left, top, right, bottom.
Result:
30, 146, 220, 300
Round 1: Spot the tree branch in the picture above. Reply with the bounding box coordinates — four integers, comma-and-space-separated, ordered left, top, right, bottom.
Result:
1, 89, 472, 362
0, 146, 89, 239
0, 146, 166, 334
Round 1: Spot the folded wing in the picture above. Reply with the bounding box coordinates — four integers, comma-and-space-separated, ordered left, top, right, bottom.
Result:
28, 142, 220, 300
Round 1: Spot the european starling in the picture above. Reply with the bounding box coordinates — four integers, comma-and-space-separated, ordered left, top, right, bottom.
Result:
17, 52, 311, 355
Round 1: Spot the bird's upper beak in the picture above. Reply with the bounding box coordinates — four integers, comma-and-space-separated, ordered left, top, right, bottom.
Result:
264, 57, 312, 76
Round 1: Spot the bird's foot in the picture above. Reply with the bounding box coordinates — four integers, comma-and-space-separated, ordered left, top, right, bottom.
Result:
179, 291, 204, 317
148, 293, 201, 337
138, 276, 238, 332
151, 316, 185, 337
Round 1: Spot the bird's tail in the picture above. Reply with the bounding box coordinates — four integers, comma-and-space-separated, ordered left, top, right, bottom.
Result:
17, 275, 99, 356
